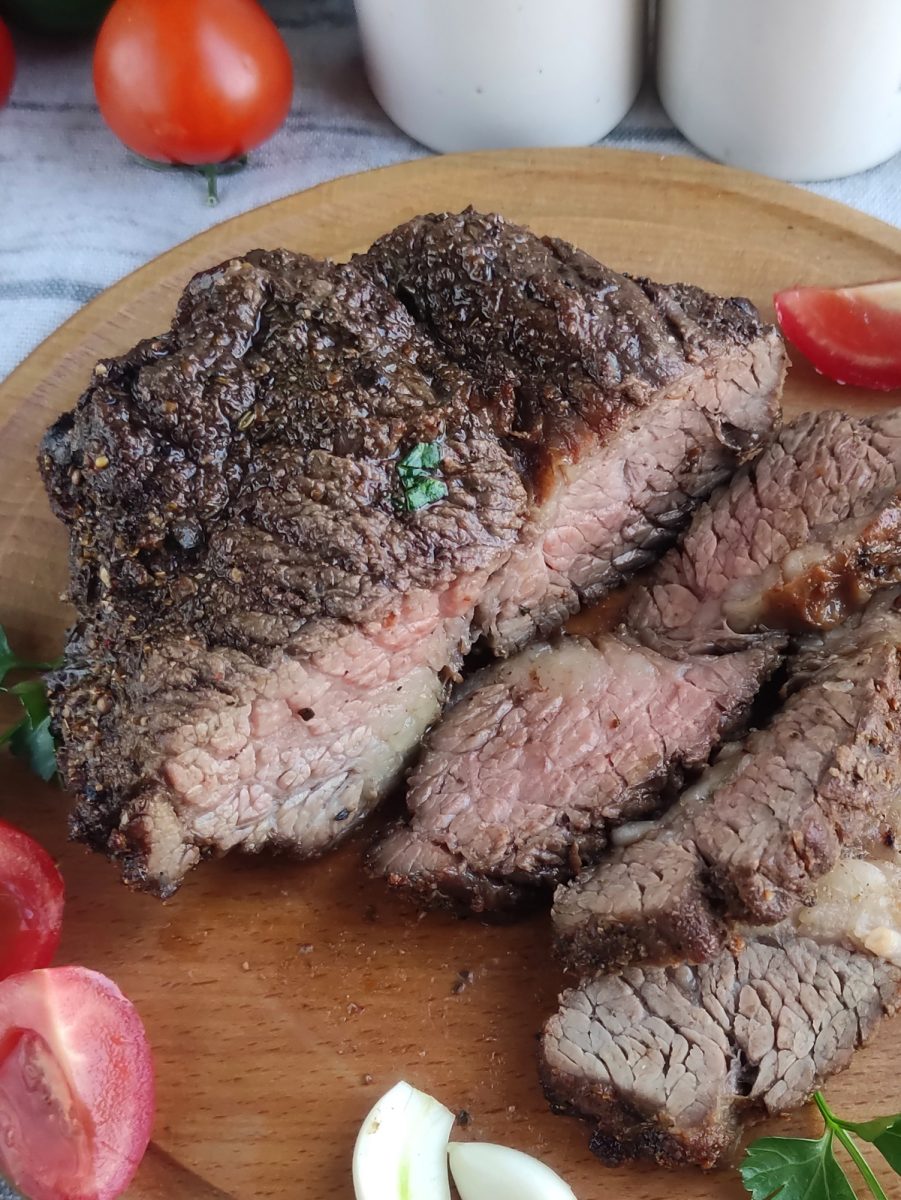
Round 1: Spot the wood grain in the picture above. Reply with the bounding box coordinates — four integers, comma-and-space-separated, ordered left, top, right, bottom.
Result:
2, 149, 901, 1200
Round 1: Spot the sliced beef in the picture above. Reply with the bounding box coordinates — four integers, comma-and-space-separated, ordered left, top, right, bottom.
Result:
374, 410, 901, 915
42, 250, 527, 895
551, 755, 741, 970
723, 490, 901, 634
554, 590, 901, 972
362, 209, 785, 653
540, 931, 901, 1169
43, 215, 786, 897
371, 639, 773, 913
636, 409, 901, 654
694, 594, 901, 918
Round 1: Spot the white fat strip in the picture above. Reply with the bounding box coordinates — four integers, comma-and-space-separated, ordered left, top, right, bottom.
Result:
795, 853, 901, 966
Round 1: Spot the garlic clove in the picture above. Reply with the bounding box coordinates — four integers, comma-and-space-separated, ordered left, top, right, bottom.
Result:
448, 1141, 578, 1200
352, 1080, 454, 1200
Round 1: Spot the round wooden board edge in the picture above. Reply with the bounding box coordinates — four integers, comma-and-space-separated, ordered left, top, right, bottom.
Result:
3, 146, 901, 1199
4, 145, 901, 427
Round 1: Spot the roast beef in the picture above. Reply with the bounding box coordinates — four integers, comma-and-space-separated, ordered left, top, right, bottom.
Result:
695, 593, 901, 917
540, 931, 901, 1169
374, 639, 771, 912
373, 411, 900, 913
553, 589, 901, 972
635, 408, 901, 654
42, 251, 527, 894
42, 215, 785, 895
723, 490, 901, 634
363, 209, 785, 653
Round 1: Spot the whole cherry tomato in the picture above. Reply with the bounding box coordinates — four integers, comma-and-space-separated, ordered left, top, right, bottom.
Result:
93, 0, 293, 179
0, 817, 64, 979
0, 16, 14, 107
0, 966, 155, 1200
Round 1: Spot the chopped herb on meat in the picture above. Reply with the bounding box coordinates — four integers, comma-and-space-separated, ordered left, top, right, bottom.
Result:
397, 441, 448, 512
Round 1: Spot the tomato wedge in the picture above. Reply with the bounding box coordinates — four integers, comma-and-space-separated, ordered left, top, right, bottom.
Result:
0, 967, 154, 1200
0, 819, 64, 980
774, 280, 901, 391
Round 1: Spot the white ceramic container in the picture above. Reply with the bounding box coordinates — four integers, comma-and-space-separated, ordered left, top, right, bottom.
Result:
354, 0, 648, 153
657, 0, 901, 181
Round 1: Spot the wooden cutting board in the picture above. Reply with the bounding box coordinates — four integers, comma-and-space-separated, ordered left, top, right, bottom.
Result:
2, 149, 901, 1200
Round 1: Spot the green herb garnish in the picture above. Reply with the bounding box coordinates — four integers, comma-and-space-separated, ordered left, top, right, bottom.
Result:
0, 624, 61, 782
741, 1092, 901, 1200
396, 441, 448, 512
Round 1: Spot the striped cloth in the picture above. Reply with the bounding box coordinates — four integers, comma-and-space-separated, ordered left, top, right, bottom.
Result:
1, 0, 899, 383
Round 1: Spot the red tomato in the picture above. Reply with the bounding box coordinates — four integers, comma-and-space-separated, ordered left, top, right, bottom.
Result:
93, 0, 293, 165
0, 17, 15, 107
774, 280, 901, 392
0, 818, 64, 980
0, 966, 155, 1200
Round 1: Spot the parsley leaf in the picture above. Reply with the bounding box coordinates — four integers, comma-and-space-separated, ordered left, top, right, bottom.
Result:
839, 1115, 901, 1176
400, 442, 441, 473
0, 626, 14, 684
396, 441, 448, 512
741, 1094, 899, 1200
0, 623, 60, 782
7, 680, 57, 782
741, 1131, 857, 1200
402, 477, 448, 511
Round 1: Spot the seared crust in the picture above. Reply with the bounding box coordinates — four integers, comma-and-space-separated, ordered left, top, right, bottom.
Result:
41, 250, 524, 638
40, 212, 785, 896
363, 209, 785, 652
363, 210, 780, 498
40, 250, 526, 893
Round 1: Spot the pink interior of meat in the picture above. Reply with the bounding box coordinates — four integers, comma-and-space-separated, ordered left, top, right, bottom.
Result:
404, 637, 766, 877
645, 411, 901, 641
479, 355, 779, 651
154, 585, 482, 857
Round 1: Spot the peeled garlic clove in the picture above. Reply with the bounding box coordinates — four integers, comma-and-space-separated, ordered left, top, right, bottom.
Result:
352, 1080, 454, 1200
448, 1141, 578, 1200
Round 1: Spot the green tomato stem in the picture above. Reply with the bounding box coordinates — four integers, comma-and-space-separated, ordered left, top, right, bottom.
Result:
203, 165, 219, 206
131, 151, 248, 204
